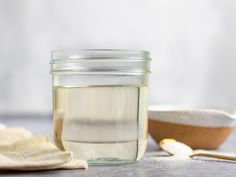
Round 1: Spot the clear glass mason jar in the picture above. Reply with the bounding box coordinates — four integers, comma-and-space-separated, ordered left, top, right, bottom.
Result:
51, 49, 151, 165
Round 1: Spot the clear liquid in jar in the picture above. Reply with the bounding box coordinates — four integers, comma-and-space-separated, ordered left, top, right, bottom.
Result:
53, 85, 148, 165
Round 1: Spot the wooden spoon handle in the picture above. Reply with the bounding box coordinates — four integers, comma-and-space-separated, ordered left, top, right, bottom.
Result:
192, 150, 236, 161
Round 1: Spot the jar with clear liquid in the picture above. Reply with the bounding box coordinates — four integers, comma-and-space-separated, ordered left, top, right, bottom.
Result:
51, 49, 151, 165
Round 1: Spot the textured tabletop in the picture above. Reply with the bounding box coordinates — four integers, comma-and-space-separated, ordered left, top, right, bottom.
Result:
0, 115, 236, 177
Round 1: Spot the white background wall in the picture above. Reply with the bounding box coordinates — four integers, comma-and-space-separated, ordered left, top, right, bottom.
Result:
0, 0, 236, 113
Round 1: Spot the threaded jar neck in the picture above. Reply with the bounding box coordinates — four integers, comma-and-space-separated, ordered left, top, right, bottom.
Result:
51, 49, 151, 75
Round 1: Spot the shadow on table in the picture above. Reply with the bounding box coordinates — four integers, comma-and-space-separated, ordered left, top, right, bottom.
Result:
0, 169, 88, 177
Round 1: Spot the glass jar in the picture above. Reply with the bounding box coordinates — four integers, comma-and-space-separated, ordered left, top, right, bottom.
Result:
50, 49, 151, 165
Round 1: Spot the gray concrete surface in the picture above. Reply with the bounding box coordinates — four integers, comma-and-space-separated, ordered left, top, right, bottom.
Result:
1, 115, 236, 177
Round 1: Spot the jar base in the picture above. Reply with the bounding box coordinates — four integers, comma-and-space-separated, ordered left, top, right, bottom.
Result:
87, 158, 135, 166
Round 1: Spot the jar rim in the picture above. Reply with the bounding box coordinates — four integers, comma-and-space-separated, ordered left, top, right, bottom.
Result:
51, 49, 151, 61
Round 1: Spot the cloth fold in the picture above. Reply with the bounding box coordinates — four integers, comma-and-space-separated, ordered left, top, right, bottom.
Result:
0, 123, 88, 171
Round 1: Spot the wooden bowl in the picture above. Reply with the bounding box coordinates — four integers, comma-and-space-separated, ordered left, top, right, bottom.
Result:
148, 106, 235, 149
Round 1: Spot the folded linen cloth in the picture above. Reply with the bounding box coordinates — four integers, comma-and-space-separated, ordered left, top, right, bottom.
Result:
0, 124, 88, 171
0, 126, 32, 146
